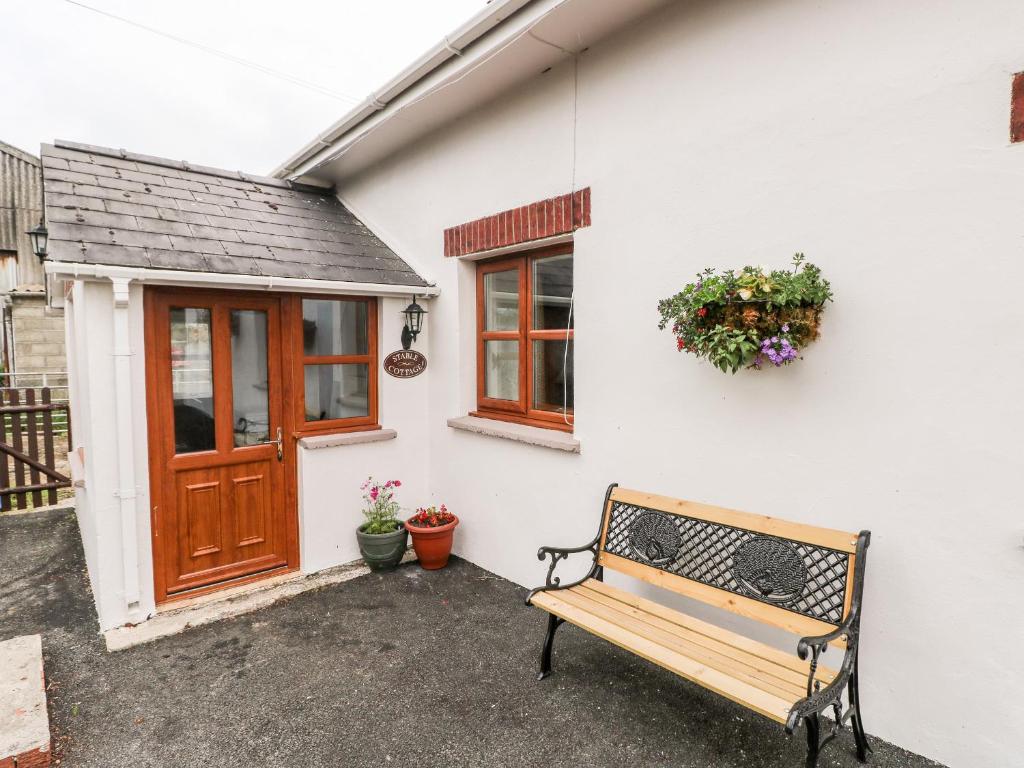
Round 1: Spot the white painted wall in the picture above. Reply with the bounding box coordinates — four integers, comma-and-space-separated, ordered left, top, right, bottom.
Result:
298, 296, 431, 572
331, 1, 1024, 765
66, 280, 154, 631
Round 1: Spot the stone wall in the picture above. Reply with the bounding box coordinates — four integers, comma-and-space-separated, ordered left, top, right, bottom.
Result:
9, 291, 65, 373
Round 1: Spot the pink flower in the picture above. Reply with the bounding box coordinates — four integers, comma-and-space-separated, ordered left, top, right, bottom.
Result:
392, 480, 402, 487
370, 487, 378, 501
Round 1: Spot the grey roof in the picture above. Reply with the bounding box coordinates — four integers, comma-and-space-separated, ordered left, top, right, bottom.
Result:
40, 140, 428, 287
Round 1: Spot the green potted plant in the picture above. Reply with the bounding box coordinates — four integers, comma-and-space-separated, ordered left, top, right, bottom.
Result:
406, 504, 459, 570
355, 477, 408, 571
657, 254, 833, 373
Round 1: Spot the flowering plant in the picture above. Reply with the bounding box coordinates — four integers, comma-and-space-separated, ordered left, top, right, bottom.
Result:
360, 477, 403, 534
657, 254, 832, 373
407, 504, 456, 529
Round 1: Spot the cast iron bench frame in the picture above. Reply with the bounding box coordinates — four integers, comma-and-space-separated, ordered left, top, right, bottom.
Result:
526, 483, 871, 767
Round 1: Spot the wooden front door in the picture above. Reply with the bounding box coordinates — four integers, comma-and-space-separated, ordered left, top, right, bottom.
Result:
145, 289, 297, 602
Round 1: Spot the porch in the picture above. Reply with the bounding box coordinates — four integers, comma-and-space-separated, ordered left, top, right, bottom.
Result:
1, 508, 944, 767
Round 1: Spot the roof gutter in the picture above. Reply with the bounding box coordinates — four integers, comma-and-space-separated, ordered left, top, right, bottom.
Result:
45, 261, 440, 298
272, 0, 535, 178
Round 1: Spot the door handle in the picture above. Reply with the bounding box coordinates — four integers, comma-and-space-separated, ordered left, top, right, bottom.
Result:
263, 426, 283, 461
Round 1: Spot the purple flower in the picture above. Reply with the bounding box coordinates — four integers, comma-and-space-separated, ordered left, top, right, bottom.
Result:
781, 324, 790, 333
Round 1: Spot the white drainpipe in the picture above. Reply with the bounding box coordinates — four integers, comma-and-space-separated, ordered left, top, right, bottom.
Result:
111, 277, 141, 617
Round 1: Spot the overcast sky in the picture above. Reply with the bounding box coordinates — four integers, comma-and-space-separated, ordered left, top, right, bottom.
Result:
4, 0, 484, 174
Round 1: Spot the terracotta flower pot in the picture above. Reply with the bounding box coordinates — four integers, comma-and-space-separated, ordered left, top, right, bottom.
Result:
405, 515, 459, 570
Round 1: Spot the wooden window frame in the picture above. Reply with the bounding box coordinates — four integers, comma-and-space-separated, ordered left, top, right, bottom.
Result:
287, 294, 379, 437
472, 242, 574, 433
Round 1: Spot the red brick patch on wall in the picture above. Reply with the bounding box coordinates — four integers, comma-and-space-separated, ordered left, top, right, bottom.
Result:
0, 746, 50, 767
444, 188, 591, 257
1012, 72, 1024, 143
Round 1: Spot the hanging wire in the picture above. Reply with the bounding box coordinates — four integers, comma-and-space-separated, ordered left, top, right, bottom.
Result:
62, 0, 364, 104
562, 48, 580, 427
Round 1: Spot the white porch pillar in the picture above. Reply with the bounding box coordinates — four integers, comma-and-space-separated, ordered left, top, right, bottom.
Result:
110, 277, 142, 618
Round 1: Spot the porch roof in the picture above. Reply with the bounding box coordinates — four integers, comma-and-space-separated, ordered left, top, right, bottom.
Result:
39, 140, 429, 288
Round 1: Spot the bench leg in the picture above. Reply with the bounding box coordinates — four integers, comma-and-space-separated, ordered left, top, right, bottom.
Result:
849, 657, 872, 762
804, 714, 821, 768
537, 613, 565, 681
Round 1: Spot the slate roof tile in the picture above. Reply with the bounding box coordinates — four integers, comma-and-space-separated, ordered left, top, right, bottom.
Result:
42, 180, 75, 196
103, 199, 161, 218
252, 257, 310, 279
147, 249, 208, 271
154, 206, 211, 226
187, 223, 243, 242
42, 141, 430, 288
78, 242, 151, 267
202, 253, 261, 275
221, 241, 274, 259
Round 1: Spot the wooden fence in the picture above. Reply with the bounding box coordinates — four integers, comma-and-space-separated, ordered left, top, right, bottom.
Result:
0, 387, 72, 511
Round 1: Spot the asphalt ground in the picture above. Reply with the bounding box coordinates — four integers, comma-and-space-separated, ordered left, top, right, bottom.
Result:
0, 508, 945, 768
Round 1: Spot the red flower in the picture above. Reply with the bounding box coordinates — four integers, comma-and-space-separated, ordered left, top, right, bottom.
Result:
697, 307, 708, 318
677, 337, 685, 351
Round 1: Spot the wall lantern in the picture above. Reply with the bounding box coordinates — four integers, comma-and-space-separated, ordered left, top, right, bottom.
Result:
27, 220, 48, 262
401, 296, 426, 350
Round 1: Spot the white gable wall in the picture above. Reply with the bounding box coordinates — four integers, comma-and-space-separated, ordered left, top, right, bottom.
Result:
334, 0, 1024, 764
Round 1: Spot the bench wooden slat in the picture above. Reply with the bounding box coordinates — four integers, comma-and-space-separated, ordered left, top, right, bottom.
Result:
530, 589, 798, 724
554, 587, 810, 701
609, 488, 859, 554
599, 551, 846, 644
577, 580, 838, 686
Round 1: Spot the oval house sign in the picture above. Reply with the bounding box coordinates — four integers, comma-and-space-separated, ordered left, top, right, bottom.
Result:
383, 349, 427, 379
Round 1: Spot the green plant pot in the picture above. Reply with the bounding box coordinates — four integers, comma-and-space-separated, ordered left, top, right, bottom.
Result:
356, 523, 408, 572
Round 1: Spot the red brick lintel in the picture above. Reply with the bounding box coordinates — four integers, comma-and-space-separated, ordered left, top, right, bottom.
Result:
1012, 72, 1024, 143
443, 188, 591, 258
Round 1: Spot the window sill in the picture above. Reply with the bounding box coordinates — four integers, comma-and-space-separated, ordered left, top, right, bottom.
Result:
446, 416, 580, 453
298, 428, 397, 450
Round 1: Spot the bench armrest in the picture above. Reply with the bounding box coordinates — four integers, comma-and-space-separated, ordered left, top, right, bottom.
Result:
525, 483, 618, 606
796, 611, 857, 663
525, 536, 602, 606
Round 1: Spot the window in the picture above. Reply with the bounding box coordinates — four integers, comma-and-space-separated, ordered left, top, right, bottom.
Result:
474, 244, 573, 431
294, 296, 377, 433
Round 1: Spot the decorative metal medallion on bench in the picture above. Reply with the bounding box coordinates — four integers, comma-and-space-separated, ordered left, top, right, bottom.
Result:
526, 484, 871, 768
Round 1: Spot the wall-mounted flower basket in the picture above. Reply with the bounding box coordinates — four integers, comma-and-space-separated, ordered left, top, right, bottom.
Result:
657, 254, 832, 374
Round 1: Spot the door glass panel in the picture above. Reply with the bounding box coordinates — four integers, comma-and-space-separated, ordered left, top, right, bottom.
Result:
533, 253, 573, 330
304, 363, 369, 421
484, 340, 519, 400
532, 339, 573, 413
302, 299, 368, 356
169, 307, 215, 454
483, 269, 519, 331
231, 310, 270, 447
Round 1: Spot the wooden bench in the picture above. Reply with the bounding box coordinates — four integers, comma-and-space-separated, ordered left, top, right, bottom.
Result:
526, 484, 871, 767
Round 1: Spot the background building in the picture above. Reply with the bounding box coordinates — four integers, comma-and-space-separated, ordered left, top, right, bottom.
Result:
0, 140, 65, 377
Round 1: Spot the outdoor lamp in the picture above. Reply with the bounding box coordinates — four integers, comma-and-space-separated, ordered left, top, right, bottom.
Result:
27, 220, 48, 262
401, 296, 426, 350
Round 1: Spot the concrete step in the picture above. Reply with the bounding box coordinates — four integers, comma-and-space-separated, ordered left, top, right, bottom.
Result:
0, 635, 50, 767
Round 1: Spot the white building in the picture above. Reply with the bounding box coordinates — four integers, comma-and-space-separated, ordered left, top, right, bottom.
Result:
43, 1, 1023, 766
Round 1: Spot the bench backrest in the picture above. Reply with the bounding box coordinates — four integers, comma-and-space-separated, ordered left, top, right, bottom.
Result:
597, 486, 867, 644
